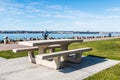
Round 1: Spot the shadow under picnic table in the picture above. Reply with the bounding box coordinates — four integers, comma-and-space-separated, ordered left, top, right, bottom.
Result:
59, 56, 107, 73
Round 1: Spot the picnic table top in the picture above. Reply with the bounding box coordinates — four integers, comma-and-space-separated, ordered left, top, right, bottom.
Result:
18, 39, 83, 47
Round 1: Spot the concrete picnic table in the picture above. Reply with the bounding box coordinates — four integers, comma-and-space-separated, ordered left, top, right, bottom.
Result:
16, 39, 85, 69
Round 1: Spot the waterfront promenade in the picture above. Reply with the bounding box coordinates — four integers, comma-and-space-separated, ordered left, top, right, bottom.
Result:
0, 37, 120, 80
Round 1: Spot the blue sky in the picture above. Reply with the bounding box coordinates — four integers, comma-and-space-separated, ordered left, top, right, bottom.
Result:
0, 0, 120, 31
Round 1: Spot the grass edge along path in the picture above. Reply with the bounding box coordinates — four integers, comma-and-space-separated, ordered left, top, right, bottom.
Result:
84, 63, 120, 80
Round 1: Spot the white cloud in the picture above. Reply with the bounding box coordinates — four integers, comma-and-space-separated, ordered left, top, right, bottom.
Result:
107, 8, 120, 15
67, 14, 120, 31
0, 8, 5, 13
0, 0, 44, 15
0, 0, 25, 15
46, 5, 63, 10
54, 14, 75, 18
40, 13, 51, 17
64, 10, 92, 17
0, 0, 90, 19
107, 8, 120, 12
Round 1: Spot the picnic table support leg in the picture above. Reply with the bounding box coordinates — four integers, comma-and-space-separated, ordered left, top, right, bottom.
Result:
38, 46, 48, 54
49, 48, 55, 53
53, 57, 61, 69
35, 57, 61, 69
60, 43, 69, 61
74, 53, 82, 63
61, 44, 68, 51
28, 51, 36, 63
64, 52, 82, 63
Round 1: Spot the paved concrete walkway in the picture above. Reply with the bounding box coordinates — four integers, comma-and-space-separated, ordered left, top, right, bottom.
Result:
0, 43, 29, 51
0, 56, 119, 80
83, 37, 120, 42
0, 57, 6, 62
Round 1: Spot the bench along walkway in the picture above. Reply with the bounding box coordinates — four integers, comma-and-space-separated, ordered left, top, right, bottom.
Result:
13, 47, 92, 69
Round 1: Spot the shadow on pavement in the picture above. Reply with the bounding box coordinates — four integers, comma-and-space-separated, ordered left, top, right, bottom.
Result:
59, 56, 107, 73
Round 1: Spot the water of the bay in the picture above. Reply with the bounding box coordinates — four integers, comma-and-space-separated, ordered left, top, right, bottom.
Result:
0, 33, 120, 40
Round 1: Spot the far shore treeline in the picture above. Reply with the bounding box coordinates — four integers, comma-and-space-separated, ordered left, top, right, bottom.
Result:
0, 31, 120, 34
0, 31, 100, 34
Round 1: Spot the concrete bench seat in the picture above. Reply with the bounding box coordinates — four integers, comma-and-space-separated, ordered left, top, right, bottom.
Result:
13, 44, 61, 63
35, 47, 92, 69
36, 48, 92, 59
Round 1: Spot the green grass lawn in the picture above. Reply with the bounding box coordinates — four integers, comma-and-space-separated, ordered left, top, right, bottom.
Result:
69, 38, 120, 60
69, 38, 120, 80
0, 50, 39, 59
0, 50, 28, 59
0, 38, 120, 80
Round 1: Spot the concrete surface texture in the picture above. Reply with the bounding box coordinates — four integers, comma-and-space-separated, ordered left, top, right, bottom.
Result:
0, 57, 6, 62
0, 56, 119, 80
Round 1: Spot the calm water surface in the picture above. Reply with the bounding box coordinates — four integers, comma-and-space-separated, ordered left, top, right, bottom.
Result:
0, 33, 120, 40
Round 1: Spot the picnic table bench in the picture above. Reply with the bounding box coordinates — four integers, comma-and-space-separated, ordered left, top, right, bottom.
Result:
13, 44, 61, 63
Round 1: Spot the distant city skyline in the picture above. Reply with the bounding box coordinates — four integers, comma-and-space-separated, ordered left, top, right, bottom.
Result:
0, 0, 120, 31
